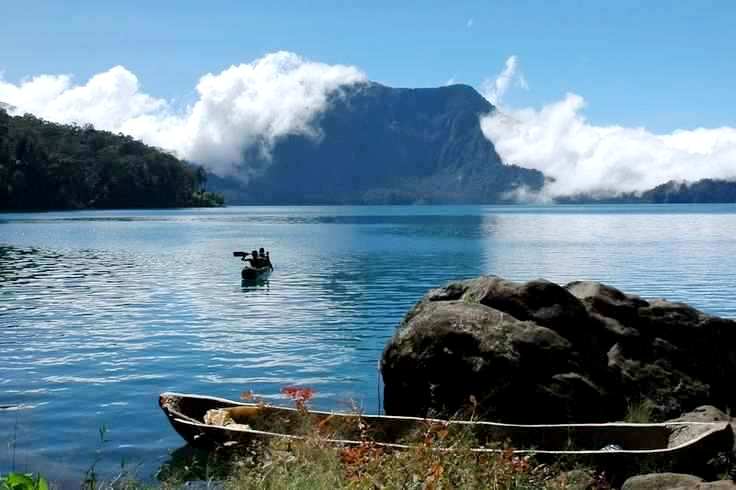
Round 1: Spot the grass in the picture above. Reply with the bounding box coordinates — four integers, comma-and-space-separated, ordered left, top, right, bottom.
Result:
624, 399, 655, 424
222, 435, 573, 489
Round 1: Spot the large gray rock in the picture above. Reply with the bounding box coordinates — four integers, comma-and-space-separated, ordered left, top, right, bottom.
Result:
670, 406, 732, 424
668, 406, 734, 449
696, 482, 736, 489
622, 474, 736, 490
621, 473, 704, 490
667, 406, 736, 478
381, 276, 736, 422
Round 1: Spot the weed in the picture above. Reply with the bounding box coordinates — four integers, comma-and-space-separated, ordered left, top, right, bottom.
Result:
218, 387, 588, 489
83, 424, 109, 489
625, 399, 655, 423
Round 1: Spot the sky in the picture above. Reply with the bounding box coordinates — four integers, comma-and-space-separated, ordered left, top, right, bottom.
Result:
2, 1, 736, 197
3, 0, 735, 131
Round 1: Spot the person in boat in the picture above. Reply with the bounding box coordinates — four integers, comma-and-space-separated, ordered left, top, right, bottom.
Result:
259, 248, 274, 271
241, 249, 262, 268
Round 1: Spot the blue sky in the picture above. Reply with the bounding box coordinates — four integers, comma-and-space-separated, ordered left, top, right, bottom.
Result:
2, 0, 735, 133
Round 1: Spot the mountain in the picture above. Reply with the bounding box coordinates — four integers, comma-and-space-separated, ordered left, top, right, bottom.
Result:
0, 109, 223, 210
637, 179, 736, 203
557, 179, 736, 204
210, 83, 544, 204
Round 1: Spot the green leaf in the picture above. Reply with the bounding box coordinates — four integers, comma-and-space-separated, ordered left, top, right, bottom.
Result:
5, 473, 34, 490
0, 473, 49, 490
34, 476, 48, 490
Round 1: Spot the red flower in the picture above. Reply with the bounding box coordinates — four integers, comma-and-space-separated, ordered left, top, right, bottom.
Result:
281, 386, 315, 411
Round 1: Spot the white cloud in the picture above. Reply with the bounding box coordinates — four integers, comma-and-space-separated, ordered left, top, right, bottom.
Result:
518, 74, 529, 91
6, 51, 736, 198
481, 92, 736, 198
0, 67, 167, 130
480, 55, 527, 106
0, 52, 366, 177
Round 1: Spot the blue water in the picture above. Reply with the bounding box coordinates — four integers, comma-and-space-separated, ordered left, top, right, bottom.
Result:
2, 204, 736, 481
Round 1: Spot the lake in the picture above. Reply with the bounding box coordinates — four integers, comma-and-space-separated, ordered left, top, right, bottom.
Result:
2, 204, 736, 482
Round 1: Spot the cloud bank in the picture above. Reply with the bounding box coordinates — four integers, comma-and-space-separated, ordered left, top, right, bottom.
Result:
481, 57, 736, 199
0, 52, 366, 177
3, 52, 735, 197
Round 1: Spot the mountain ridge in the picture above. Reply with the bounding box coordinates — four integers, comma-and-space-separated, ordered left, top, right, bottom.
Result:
557, 179, 736, 204
209, 82, 545, 204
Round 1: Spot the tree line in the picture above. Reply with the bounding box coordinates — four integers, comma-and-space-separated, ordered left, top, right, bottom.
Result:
0, 109, 223, 210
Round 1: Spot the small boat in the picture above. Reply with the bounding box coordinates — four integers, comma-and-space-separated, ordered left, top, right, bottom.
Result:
233, 251, 272, 282
241, 265, 271, 281
159, 392, 733, 469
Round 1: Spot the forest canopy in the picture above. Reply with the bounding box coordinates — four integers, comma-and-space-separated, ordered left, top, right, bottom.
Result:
0, 109, 223, 210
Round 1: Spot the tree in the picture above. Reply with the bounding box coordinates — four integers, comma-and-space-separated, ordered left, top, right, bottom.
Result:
0, 109, 223, 210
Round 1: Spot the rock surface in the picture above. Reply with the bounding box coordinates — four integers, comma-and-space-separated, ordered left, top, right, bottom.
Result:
622, 473, 736, 490
621, 473, 705, 490
670, 406, 733, 424
697, 482, 736, 489
381, 276, 736, 422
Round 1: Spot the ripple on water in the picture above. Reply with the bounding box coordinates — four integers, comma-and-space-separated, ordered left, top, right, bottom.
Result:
2, 205, 736, 480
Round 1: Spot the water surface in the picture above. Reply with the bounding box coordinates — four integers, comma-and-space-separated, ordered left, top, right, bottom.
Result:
2, 204, 736, 481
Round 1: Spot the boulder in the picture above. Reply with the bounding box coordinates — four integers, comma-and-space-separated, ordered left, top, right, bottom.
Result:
622, 474, 736, 490
668, 406, 734, 449
696, 482, 736, 489
621, 473, 704, 490
670, 406, 732, 424
381, 276, 736, 422
666, 406, 736, 478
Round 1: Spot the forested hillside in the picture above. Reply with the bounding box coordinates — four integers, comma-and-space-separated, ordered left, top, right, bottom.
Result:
558, 179, 736, 204
0, 109, 223, 210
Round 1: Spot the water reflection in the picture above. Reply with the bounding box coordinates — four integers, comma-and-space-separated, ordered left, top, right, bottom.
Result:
481, 211, 736, 315
156, 445, 236, 484
241, 280, 270, 291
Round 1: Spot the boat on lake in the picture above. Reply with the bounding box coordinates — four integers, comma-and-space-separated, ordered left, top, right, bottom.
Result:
159, 392, 733, 468
241, 264, 271, 281
233, 250, 272, 282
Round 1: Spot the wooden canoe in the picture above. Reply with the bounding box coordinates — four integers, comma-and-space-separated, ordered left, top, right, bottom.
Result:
159, 392, 733, 467
241, 265, 271, 281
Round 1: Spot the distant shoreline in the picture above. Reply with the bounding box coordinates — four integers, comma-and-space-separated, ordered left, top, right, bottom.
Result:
0, 203, 224, 213
4, 201, 736, 215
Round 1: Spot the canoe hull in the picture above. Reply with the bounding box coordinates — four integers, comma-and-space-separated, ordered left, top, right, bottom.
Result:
160, 392, 261, 448
241, 266, 270, 282
159, 392, 733, 467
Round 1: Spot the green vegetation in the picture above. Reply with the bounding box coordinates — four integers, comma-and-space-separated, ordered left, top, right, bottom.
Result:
0, 473, 48, 490
222, 436, 558, 489
16, 390, 682, 489
624, 399, 655, 424
0, 109, 224, 210
156, 431, 600, 490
